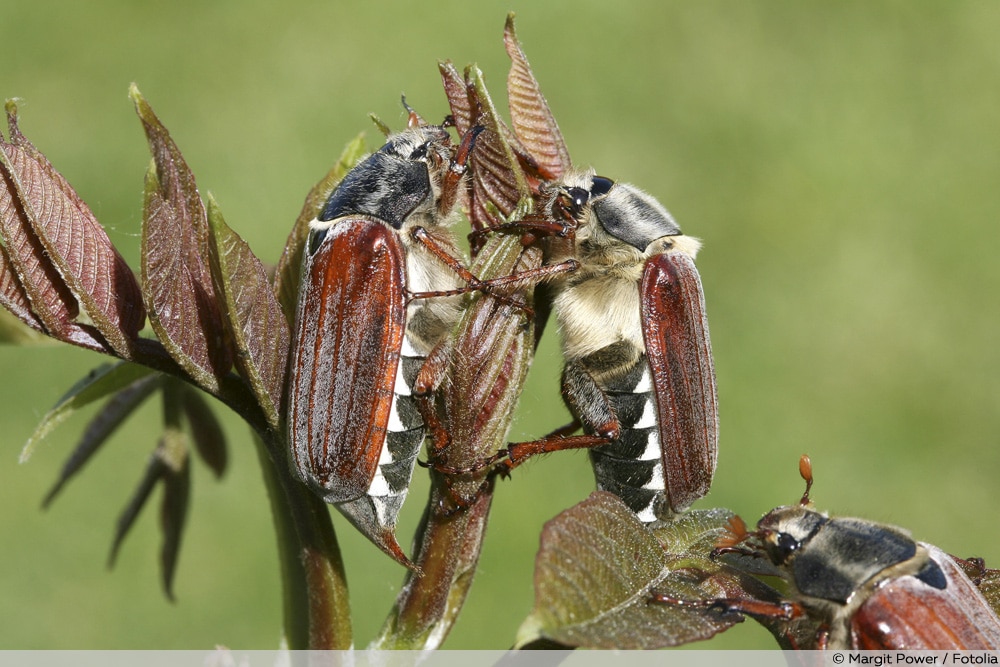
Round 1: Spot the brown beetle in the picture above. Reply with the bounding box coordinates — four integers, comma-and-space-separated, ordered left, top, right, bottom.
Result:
656, 455, 1000, 649
481, 16, 719, 522
287, 115, 482, 567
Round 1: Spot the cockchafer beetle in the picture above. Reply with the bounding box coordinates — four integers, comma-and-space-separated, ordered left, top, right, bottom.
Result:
653, 455, 1000, 649
491, 171, 718, 521
469, 15, 719, 522
287, 111, 487, 567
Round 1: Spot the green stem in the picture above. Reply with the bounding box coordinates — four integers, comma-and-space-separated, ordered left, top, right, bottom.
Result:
128, 341, 352, 648
255, 432, 352, 649
373, 476, 494, 649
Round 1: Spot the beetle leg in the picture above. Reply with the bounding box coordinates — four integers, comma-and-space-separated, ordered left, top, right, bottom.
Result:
467, 211, 573, 248
650, 592, 805, 624
561, 358, 622, 439
408, 228, 576, 322
436, 125, 484, 218
497, 434, 612, 473
411, 336, 455, 464
813, 627, 831, 651
427, 472, 495, 518
951, 554, 994, 586
410, 226, 485, 290
469, 259, 578, 293
646, 592, 747, 624
485, 361, 622, 474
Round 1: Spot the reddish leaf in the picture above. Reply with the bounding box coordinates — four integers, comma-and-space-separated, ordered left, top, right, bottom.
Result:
42, 373, 161, 507
132, 85, 231, 392
206, 195, 288, 429
504, 13, 571, 180
108, 388, 191, 601
517, 493, 755, 649
438, 61, 474, 136
21, 361, 157, 463
0, 157, 84, 344
273, 133, 366, 327
180, 388, 227, 479
464, 66, 533, 232
0, 241, 43, 334
0, 102, 143, 353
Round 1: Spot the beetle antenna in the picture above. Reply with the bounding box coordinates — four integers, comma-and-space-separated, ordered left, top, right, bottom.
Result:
798, 454, 813, 505
401, 94, 424, 128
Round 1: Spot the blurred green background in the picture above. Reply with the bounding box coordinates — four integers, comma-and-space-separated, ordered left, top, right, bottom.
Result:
2, 0, 999, 651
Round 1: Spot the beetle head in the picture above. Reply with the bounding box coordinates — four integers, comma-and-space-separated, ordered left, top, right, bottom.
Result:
714, 454, 824, 569
315, 125, 454, 233
552, 172, 686, 259
754, 504, 829, 567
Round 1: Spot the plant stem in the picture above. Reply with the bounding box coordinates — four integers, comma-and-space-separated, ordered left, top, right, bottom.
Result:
372, 475, 495, 649
255, 433, 352, 649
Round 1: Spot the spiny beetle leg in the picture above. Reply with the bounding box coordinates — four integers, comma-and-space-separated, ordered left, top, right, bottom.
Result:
417, 415, 599, 479
411, 226, 484, 289
407, 257, 574, 303
422, 451, 506, 477
415, 258, 580, 322
409, 228, 575, 317
560, 359, 622, 440
649, 592, 805, 624
431, 361, 625, 477
497, 433, 614, 474
645, 592, 747, 624
436, 125, 484, 217
413, 332, 454, 396
471, 259, 578, 293
467, 211, 573, 251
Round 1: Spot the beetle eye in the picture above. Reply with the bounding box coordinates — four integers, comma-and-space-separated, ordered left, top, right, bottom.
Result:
590, 176, 614, 198
411, 143, 429, 160
562, 187, 590, 218
773, 532, 801, 564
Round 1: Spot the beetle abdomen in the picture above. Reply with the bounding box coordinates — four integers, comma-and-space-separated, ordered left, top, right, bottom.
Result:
360, 337, 428, 526
589, 359, 667, 522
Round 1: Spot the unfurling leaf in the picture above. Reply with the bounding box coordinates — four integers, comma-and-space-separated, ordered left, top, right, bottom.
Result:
107, 432, 190, 601
108, 384, 191, 600
180, 389, 227, 478
273, 133, 366, 326
504, 13, 571, 180
439, 65, 530, 234
132, 85, 231, 392
438, 61, 474, 136
36, 368, 225, 599
20, 362, 157, 463
0, 101, 145, 355
108, 451, 164, 568
0, 240, 44, 335
158, 432, 191, 602
43, 373, 162, 507
206, 196, 289, 429
516, 492, 759, 649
